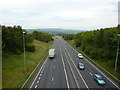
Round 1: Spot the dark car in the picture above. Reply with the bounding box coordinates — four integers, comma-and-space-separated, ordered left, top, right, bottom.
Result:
78, 63, 85, 70
93, 74, 105, 86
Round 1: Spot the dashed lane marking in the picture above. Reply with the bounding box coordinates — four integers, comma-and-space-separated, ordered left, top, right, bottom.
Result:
53, 82, 55, 85
52, 76, 54, 82
42, 68, 44, 71
40, 74, 42, 76
66, 41, 120, 89
37, 81, 39, 83
35, 85, 37, 88
59, 43, 70, 89
29, 57, 48, 89
89, 72, 92, 76
41, 70, 43, 74
54, 65, 55, 69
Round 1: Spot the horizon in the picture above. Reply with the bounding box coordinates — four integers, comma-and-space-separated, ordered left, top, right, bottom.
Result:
24, 26, 118, 31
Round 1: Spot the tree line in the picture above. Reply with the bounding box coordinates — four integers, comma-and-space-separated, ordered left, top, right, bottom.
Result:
32, 31, 53, 43
2, 25, 53, 54
62, 34, 75, 40
63, 25, 120, 72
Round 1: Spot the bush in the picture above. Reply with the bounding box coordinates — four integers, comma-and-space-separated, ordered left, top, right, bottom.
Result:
2, 25, 35, 54
84, 46, 91, 55
74, 26, 119, 62
26, 45, 35, 52
32, 31, 52, 42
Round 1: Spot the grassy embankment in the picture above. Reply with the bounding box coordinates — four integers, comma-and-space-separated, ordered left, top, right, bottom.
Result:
67, 40, 120, 86
2, 40, 53, 88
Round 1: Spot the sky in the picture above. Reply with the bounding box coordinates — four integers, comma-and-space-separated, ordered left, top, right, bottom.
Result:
0, 0, 119, 30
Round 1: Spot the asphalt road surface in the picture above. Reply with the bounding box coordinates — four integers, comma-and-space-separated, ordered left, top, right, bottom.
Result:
29, 37, 120, 89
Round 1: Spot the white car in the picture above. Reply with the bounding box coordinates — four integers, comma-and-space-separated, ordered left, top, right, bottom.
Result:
78, 53, 83, 59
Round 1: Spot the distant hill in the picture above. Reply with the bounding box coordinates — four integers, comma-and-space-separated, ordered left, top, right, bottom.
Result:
25, 28, 86, 34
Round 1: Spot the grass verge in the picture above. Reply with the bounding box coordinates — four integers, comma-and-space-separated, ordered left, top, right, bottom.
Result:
67, 40, 120, 86
2, 40, 53, 88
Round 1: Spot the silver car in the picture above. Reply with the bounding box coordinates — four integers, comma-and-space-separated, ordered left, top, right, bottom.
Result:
78, 63, 85, 70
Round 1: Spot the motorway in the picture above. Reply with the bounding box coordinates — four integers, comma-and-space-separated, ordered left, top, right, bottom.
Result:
29, 37, 120, 89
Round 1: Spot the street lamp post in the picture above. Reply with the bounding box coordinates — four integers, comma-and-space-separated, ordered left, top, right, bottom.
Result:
23, 31, 26, 73
114, 34, 120, 73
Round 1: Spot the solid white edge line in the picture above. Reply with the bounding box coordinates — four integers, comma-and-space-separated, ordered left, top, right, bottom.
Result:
66, 40, 120, 89
29, 57, 48, 89
84, 58, 120, 89
35, 85, 37, 88
64, 46, 80, 88
20, 52, 48, 90
64, 47, 89, 89
59, 43, 70, 89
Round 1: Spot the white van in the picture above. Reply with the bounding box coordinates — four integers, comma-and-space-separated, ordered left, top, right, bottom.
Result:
49, 49, 55, 59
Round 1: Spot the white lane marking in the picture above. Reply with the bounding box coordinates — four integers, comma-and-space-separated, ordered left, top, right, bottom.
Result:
54, 65, 55, 69
64, 47, 89, 89
84, 57, 120, 89
29, 57, 48, 89
42, 68, 44, 71
21, 53, 48, 90
35, 85, 37, 88
53, 82, 55, 85
41, 70, 43, 74
39, 77, 41, 80
66, 40, 120, 89
52, 76, 54, 82
43, 64, 45, 67
40, 74, 42, 76
59, 44, 70, 89
64, 47, 80, 88
37, 81, 39, 83
90, 72, 92, 76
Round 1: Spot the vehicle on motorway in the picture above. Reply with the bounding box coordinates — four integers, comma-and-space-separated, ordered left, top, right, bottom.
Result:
78, 63, 85, 70
49, 49, 55, 59
93, 74, 105, 86
78, 53, 83, 59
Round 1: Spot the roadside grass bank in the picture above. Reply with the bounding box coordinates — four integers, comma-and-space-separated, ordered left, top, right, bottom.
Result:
2, 40, 53, 88
66, 40, 120, 86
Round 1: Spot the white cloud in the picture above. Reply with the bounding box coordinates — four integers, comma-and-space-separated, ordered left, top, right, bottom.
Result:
0, 0, 119, 30
55, 10, 97, 19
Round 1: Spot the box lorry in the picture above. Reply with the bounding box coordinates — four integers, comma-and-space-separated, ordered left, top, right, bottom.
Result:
49, 49, 55, 59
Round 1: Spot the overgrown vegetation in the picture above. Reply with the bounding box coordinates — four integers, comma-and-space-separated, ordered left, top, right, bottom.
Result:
2, 25, 53, 88
2, 25, 53, 54
2, 40, 53, 88
63, 25, 120, 79
2, 25, 35, 53
62, 34, 75, 40
33, 31, 53, 43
